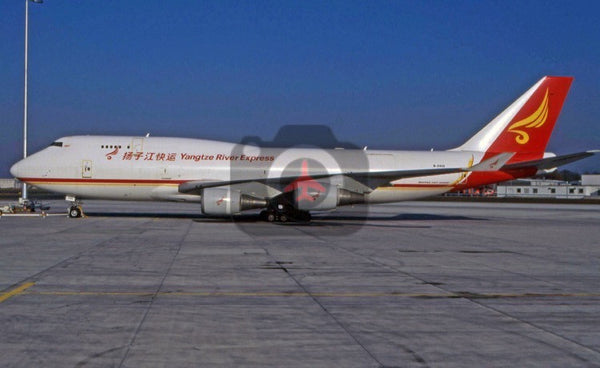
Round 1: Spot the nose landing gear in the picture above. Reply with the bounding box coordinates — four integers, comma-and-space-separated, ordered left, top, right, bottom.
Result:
68, 206, 83, 218
66, 196, 84, 218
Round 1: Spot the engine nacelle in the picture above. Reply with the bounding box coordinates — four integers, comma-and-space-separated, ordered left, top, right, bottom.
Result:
201, 187, 267, 216
294, 184, 365, 211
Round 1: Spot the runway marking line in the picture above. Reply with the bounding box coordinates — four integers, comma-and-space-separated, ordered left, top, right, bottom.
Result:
18, 290, 600, 299
0, 282, 35, 304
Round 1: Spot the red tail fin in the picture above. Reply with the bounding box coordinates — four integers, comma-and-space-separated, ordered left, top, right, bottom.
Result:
455, 76, 573, 162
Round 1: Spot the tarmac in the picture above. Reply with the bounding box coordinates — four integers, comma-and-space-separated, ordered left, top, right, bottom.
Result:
1, 199, 600, 367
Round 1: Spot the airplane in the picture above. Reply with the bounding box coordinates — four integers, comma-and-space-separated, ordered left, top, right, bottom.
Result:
10, 76, 597, 221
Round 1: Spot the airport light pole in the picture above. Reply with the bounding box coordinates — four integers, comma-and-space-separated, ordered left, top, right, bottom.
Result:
22, 0, 43, 204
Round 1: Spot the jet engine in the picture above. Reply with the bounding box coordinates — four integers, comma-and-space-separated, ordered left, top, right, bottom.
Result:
201, 187, 267, 216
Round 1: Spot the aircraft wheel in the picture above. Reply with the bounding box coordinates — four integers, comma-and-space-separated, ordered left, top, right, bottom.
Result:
266, 212, 276, 222
68, 206, 82, 218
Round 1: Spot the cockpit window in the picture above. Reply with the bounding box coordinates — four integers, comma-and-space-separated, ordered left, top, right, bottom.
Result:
50, 141, 63, 147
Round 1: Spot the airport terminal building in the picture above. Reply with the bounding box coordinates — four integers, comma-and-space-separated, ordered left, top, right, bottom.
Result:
0, 179, 18, 190
496, 175, 600, 199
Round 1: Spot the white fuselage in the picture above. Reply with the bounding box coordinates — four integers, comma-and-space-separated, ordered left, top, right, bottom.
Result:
11, 136, 483, 204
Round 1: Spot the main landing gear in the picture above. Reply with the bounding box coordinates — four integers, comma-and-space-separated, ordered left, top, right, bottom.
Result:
259, 204, 311, 223
66, 196, 84, 218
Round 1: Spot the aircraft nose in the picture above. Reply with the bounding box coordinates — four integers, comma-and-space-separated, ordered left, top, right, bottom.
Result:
10, 159, 26, 179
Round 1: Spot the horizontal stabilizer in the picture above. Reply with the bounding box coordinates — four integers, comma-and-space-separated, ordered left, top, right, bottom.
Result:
502, 150, 599, 171
468, 152, 515, 172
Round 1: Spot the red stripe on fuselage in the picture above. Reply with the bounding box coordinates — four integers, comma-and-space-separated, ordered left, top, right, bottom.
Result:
17, 177, 187, 185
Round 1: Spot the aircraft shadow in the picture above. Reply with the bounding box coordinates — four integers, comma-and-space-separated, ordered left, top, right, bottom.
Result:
82, 212, 480, 226
83, 212, 205, 219
314, 213, 480, 221
286, 213, 482, 229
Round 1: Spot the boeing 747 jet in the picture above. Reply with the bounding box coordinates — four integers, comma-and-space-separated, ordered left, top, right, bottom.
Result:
10, 76, 597, 221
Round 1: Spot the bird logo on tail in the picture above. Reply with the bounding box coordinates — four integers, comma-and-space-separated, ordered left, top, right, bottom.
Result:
507, 88, 549, 145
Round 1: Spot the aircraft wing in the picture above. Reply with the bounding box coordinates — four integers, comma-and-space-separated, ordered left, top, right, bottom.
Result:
502, 150, 598, 171
177, 168, 459, 195
178, 153, 513, 195
342, 152, 514, 189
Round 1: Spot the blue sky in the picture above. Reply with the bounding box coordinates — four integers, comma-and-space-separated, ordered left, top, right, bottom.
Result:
1, 0, 599, 176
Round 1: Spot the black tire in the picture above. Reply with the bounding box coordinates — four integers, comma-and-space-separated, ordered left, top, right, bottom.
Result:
279, 214, 288, 223
68, 207, 81, 218
266, 212, 276, 222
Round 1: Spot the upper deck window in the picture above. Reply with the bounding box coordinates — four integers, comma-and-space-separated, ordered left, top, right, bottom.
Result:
50, 141, 63, 147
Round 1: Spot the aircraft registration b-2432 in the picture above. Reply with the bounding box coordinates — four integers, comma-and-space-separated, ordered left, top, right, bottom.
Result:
10, 76, 598, 221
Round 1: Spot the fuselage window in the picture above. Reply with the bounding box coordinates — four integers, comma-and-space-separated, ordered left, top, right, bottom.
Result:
50, 141, 63, 147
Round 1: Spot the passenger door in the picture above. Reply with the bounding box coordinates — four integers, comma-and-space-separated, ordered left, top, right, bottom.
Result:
82, 160, 93, 178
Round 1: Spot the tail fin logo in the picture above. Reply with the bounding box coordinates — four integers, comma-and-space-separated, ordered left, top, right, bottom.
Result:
507, 88, 549, 144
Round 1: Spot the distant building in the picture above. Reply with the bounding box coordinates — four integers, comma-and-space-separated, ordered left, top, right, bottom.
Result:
582, 174, 600, 186
0, 179, 19, 190
497, 175, 600, 198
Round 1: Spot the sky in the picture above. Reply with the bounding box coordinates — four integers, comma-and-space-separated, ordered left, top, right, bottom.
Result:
1, 0, 599, 177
